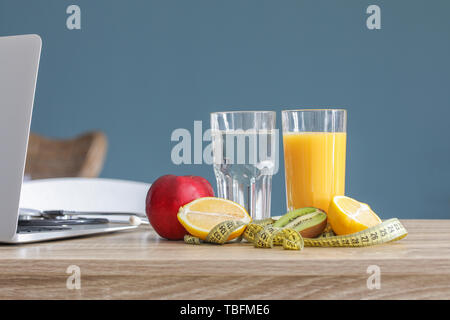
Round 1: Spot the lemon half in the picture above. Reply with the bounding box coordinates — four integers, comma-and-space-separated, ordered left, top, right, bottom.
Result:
328, 195, 382, 235
177, 197, 251, 241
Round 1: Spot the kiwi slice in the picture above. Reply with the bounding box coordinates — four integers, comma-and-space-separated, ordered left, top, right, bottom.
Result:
274, 208, 327, 238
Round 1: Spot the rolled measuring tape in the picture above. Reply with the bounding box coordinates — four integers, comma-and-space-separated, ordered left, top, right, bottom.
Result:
184, 215, 408, 251
304, 218, 407, 247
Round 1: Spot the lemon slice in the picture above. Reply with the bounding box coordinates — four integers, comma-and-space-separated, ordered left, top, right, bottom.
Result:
328, 195, 382, 235
177, 197, 251, 241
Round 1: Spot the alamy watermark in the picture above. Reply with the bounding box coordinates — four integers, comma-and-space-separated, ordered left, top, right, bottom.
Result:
66, 5, 81, 30
366, 5, 381, 30
66, 265, 81, 290
366, 265, 381, 290
170, 121, 280, 175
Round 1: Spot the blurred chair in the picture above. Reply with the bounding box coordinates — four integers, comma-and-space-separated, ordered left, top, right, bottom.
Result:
25, 131, 108, 180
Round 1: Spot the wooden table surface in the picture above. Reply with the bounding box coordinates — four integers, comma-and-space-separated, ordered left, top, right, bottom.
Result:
0, 219, 449, 300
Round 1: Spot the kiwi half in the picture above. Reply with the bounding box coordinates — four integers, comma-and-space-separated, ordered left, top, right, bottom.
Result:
274, 208, 327, 238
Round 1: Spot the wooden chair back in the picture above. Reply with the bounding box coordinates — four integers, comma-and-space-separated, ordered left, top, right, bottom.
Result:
25, 131, 108, 179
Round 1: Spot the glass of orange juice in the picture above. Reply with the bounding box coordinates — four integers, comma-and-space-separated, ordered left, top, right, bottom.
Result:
281, 109, 347, 213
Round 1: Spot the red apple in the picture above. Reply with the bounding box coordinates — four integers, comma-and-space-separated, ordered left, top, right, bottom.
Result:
145, 175, 214, 240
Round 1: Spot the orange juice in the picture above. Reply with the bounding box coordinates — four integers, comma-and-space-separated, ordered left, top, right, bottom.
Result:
283, 132, 346, 212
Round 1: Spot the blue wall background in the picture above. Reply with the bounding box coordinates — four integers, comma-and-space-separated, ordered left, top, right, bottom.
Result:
1, 0, 449, 219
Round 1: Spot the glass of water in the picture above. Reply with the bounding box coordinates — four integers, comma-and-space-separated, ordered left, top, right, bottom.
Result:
210, 111, 278, 220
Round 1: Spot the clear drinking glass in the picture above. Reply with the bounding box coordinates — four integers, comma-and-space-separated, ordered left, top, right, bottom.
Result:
282, 109, 347, 213
211, 111, 277, 220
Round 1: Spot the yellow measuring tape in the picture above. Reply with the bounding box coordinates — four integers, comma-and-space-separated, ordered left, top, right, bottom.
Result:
184, 216, 408, 251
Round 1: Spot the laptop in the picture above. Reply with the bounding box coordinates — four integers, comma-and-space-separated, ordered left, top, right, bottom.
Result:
0, 34, 137, 243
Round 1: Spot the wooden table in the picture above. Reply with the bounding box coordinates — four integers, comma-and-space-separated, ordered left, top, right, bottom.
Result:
0, 220, 449, 299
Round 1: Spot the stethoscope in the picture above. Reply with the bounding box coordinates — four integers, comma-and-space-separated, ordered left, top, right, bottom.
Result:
19, 208, 149, 226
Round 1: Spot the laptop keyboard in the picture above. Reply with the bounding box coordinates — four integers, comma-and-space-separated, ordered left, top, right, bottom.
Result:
17, 225, 71, 233
16, 217, 108, 233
